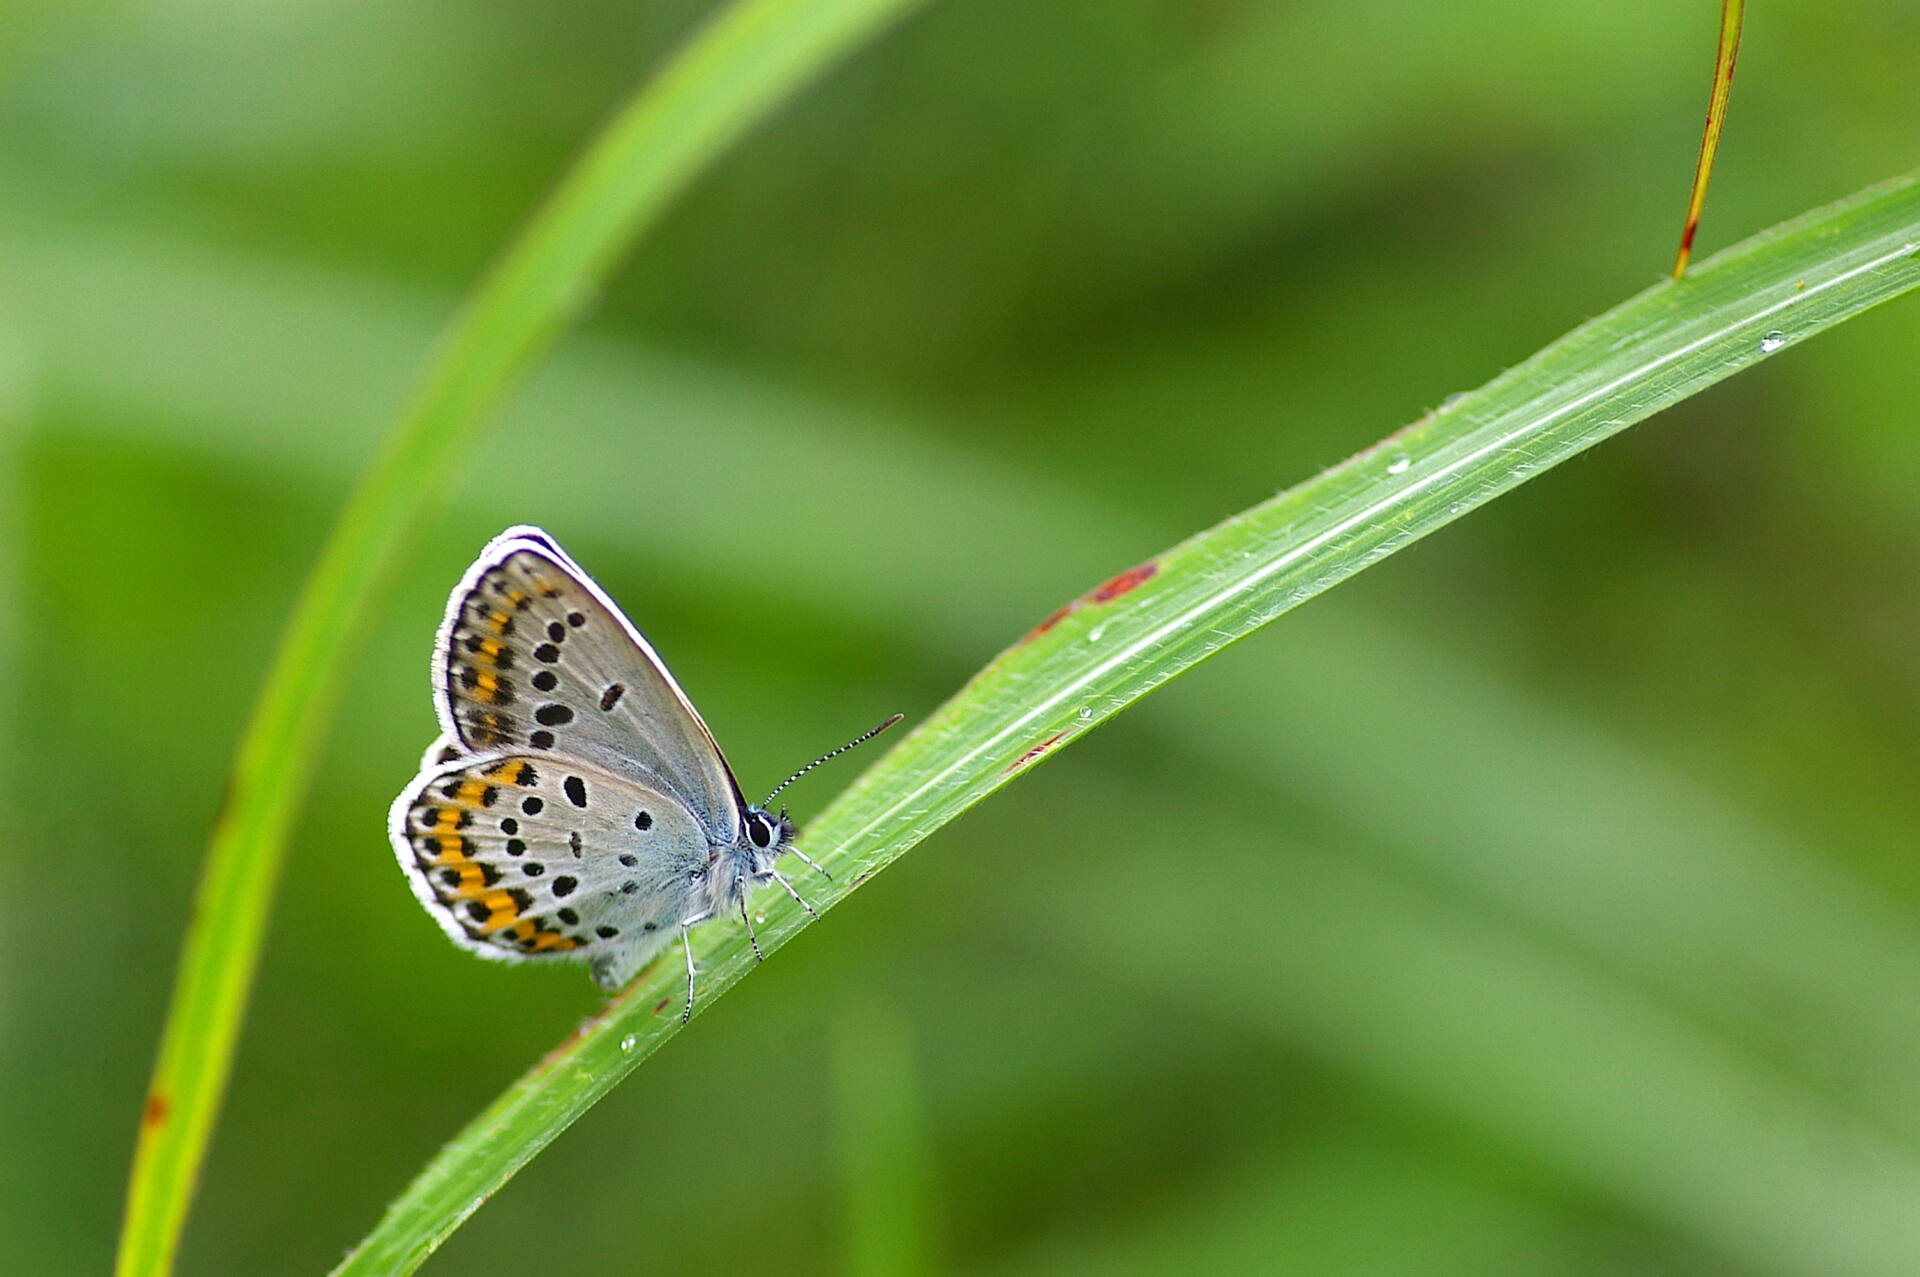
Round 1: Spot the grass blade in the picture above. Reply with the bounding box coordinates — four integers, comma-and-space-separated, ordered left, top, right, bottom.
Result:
834, 1002, 939, 1277
1672, 0, 1746, 277
333, 173, 1920, 1272
113, 2, 922, 1273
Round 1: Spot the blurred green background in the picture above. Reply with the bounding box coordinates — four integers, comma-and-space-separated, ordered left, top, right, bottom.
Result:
7, 2, 1920, 1273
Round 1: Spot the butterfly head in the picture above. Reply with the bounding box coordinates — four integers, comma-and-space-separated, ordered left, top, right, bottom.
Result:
741, 805, 796, 870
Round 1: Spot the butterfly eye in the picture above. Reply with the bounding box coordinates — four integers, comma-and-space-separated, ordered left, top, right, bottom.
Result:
745, 811, 776, 849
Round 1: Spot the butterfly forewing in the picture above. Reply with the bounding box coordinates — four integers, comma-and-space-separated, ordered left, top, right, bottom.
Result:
390, 751, 706, 981
433, 528, 745, 840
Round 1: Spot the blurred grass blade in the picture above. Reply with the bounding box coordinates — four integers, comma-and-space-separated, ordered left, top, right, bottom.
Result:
834, 1002, 939, 1277
113, 2, 923, 1274
1672, 0, 1745, 277
1030, 776, 1920, 1277
333, 173, 1920, 1273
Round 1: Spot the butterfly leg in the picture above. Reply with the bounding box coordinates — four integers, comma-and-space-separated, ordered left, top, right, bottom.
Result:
767, 868, 819, 920
786, 846, 833, 882
679, 931, 697, 1024
677, 908, 715, 1025
737, 890, 766, 963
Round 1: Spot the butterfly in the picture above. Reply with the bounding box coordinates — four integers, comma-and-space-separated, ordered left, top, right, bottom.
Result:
388, 526, 897, 1019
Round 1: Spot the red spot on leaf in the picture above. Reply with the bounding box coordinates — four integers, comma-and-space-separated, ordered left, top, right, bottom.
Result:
142, 1091, 169, 1130
1024, 604, 1077, 642
652, 996, 674, 1016
1006, 731, 1068, 773
1090, 561, 1158, 603
1019, 561, 1160, 646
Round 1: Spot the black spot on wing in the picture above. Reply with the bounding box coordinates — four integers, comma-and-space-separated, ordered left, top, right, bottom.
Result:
463, 709, 517, 747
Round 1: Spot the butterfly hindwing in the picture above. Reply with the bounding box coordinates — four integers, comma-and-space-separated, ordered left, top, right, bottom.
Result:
431, 527, 745, 841
420, 734, 465, 770
388, 749, 709, 982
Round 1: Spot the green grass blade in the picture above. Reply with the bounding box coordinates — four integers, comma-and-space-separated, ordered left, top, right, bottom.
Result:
332, 173, 1920, 1273
1672, 0, 1745, 277
113, 2, 922, 1274
833, 1002, 939, 1277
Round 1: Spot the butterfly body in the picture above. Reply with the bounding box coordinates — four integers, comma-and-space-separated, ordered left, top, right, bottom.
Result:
388, 526, 802, 1008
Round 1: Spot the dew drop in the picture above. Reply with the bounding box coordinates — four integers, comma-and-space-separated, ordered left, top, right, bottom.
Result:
1759, 330, 1787, 354
1077, 707, 1094, 721
1386, 454, 1411, 475
619, 1034, 639, 1052
1088, 623, 1109, 642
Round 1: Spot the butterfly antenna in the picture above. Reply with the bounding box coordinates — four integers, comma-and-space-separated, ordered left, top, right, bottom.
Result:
762, 713, 904, 807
